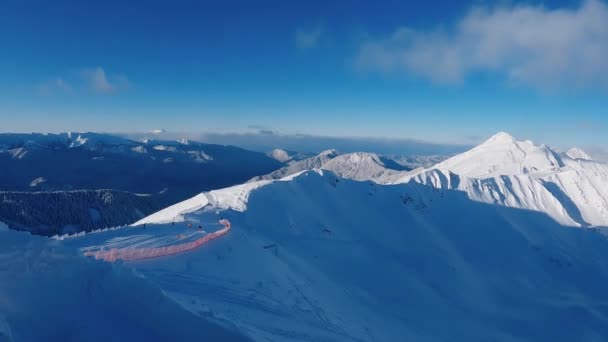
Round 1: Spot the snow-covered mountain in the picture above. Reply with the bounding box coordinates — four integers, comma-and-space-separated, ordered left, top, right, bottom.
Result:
398, 132, 608, 227
250, 149, 340, 181
0, 133, 282, 201
0, 132, 281, 201
251, 149, 413, 183
9, 131, 608, 341
63, 168, 608, 341
0, 132, 283, 236
430, 132, 564, 178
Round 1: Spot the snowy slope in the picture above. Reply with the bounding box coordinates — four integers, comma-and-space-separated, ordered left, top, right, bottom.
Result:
66, 170, 608, 342
396, 132, 608, 227
0, 229, 249, 342
321, 152, 411, 183
135, 180, 272, 225
430, 132, 564, 178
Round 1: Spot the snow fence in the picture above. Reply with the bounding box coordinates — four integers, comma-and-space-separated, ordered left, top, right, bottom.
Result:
84, 219, 231, 262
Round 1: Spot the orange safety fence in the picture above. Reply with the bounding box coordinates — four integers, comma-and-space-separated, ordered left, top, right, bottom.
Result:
84, 219, 231, 262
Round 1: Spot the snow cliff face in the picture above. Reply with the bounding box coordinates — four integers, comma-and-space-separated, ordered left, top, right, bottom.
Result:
398, 132, 608, 227
67, 169, 608, 342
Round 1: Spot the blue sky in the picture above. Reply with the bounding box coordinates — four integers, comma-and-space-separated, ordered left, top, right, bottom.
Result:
0, 0, 607, 150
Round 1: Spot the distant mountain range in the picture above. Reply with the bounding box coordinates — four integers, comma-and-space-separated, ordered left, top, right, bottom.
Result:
0, 132, 283, 234
251, 149, 448, 183
0, 132, 282, 197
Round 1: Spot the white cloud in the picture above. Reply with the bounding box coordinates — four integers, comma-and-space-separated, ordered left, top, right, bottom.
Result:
81, 67, 114, 92
296, 26, 323, 49
81, 67, 130, 93
356, 0, 608, 90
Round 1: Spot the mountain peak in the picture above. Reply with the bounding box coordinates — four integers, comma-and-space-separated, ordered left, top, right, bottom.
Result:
482, 132, 516, 145
434, 132, 564, 177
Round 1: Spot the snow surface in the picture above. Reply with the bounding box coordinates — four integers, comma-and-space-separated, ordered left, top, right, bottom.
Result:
65, 169, 608, 341
135, 180, 273, 225
0, 228, 250, 342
